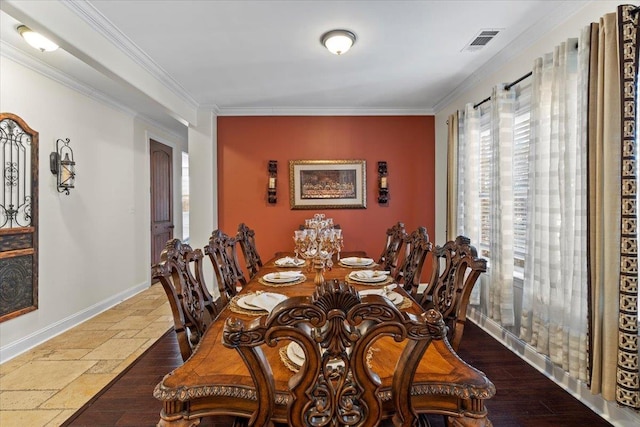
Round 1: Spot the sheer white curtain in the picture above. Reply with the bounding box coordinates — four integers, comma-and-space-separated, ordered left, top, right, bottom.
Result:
457, 104, 482, 305
457, 91, 516, 322
519, 35, 589, 380
488, 85, 515, 326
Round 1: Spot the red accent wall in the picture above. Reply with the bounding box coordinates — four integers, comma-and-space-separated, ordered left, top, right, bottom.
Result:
217, 116, 435, 270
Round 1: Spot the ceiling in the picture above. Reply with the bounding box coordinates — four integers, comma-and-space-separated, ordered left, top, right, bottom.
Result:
0, 0, 591, 137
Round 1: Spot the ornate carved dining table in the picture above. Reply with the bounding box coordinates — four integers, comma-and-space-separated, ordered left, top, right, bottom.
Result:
153, 252, 495, 426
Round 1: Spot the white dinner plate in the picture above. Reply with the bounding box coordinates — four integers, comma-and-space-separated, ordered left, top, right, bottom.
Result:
287, 342, 305, 366
286, 342, 345, 369
340, 257, 374, 267
274, 257, 306, 267
263, 272, 303, 283
348, 270, 388, 283
237, 294, 264, 311
237, 292, 287, 311
359, 289, 403, 305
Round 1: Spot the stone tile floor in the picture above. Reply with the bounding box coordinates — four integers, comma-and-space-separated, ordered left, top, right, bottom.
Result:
0, 285, 172, 427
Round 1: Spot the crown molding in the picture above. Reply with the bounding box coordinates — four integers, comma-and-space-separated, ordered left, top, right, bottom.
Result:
1, 40, 186, 141
62, 0, 199, 111
433, 0, 590, 113
214, 106, 435, 116
1, 40, 136, 117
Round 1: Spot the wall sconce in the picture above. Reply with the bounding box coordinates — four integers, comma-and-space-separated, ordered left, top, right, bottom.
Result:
50, 138, 75, 195
378, 161, 388, 204
268, 160, 277, 204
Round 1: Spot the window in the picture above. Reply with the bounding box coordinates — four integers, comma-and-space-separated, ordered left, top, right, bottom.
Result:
512, 81, 532, 270
181, 152, 189, 242
460, 80, 532, 272
478, 104, 492, 258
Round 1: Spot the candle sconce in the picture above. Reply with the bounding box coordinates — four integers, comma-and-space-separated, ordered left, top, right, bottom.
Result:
268, 160, 277, 204
378, 161, 388, 204
50, 138, 75, 195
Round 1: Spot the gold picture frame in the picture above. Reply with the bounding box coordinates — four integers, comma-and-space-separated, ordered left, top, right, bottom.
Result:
289, 160, 366, 209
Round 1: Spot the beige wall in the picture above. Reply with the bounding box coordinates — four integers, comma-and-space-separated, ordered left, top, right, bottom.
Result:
0, 56, 187, 361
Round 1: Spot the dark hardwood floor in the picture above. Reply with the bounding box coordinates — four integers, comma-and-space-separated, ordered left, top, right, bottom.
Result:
62, 322, 612, 427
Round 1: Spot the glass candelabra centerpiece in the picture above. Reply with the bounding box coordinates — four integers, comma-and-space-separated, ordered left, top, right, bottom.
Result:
293, 213, 343, 286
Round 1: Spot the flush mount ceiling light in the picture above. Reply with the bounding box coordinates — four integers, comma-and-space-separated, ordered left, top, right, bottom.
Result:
321, 29, 356, 55
17, 25, 59, 52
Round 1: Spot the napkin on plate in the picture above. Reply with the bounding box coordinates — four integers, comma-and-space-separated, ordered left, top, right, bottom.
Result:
249, 292, 287, 312
270, 270, 303, 279
275, 256, 303, 266
360, 283, 398, 296
352, 270, 390, 279
341, 257, 374, 264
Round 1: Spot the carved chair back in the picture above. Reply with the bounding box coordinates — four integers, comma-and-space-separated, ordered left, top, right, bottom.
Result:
204, 229, 248, 303
419, 236, 487, 351
393, 226, 432, 295
222, 280, 448, 427
151, 238, 218, 361
236, 223, 263, 279
378, 221, 408, 276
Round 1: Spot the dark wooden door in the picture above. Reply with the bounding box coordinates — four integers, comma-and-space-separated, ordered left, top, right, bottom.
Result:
150, 140, 173, 266
0, 113, 39, 322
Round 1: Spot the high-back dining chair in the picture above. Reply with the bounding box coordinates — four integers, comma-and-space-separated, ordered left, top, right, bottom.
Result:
151, 238, 218, 362
236, 222, 263, 279
393, 226, 432, 295
222, 280, 450, 427
204, 229, 248, 303
378, 221, 408, 276
419, 236, 487, 352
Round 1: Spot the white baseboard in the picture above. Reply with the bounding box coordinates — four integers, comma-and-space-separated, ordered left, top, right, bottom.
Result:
0, 281, 150, 364
467, 307, 640, 427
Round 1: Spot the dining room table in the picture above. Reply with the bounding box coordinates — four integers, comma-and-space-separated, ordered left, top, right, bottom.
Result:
153, 251, 495, 426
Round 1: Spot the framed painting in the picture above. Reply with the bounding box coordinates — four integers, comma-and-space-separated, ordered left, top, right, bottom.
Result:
289, 160, 366, 209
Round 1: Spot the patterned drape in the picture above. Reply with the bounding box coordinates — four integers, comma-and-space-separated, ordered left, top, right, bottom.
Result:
588, 4, 639, 409
615, 4, 639, 410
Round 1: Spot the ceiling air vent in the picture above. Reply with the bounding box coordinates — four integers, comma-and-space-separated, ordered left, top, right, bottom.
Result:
462, 29, 501, 52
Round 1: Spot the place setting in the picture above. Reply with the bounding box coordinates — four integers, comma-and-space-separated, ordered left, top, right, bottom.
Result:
338, 256, 377, 268
358, 283, 411, 309
259, 270, 306, 287
279, 341, 375, 373
273, 256, 306, 268
345, 269, 394, 286
231, 291, 288, 316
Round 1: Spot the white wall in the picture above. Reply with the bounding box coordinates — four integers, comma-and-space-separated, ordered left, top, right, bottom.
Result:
434, 2, 639, 425
0, 56, 187, 362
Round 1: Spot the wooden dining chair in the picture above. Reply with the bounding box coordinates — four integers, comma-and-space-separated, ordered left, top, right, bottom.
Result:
151, 238, 218, 362
236, 223, 263, 279
419, 236, 487, 352
393, 226, 432, 296
378, 221, 408, 276
222, 280, 450, 427
204, 229, 248, 303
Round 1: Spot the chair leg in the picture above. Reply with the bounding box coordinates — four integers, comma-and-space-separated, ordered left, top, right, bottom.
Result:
418, 414, 434, 427
232, 418, 248, 427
